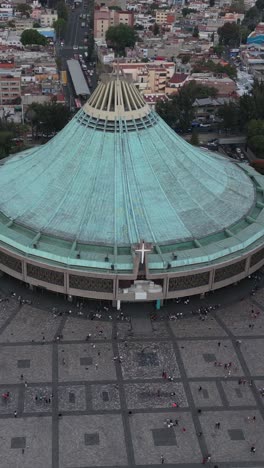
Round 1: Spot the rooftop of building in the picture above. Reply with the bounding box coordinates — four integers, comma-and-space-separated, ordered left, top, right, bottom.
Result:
0, 73, 263, 273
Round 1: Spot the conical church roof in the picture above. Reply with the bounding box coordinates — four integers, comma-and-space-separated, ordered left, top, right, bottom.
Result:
0, 74, 263, 273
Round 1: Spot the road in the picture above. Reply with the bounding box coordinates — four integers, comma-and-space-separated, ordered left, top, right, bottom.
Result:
57, 0, 96, 108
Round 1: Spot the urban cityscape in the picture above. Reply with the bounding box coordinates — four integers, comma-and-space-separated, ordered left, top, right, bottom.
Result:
0, 0, 264, 466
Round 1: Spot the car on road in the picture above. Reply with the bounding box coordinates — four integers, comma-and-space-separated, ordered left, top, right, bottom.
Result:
73, 45, 78, 50
81, 22, 85, 27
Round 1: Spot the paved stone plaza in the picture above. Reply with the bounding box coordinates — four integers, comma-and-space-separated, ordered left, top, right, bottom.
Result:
1, 278, 264, 467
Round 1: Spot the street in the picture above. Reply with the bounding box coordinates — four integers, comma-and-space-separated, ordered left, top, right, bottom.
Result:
57, 0, 96, 108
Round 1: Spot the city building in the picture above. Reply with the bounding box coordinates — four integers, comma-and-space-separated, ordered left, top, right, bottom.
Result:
0, 74, 264, 305
40, 10, 58, 28
94, 6, 134, 40
13, 18, 34, 33
247, 23, 264, 46
118, 62, 175, 93
0, 4, 13, 22
155, 10, 176, 26
0, 71, 21, 104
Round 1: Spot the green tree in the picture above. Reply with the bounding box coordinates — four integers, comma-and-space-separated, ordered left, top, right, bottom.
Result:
33, 22, 41, 28
256, 0, 264, 9
239, 81, 264, 128
106, 24, 137, 55
242, 5, 262, 32
193, 59, 237, 79
55, 56, 62, 70
53, 18, 67, 39
0, 131, 13, 159
248, 132, 264, 157
25, 102, 71, 138
230, 0, 245, 13
21, 29, 48, 46
182, 7, 197, 16
190, 131, 199, 146
193, 25, 199, 38
213, 45, 224, 57
57, 1, 68, 21
8, 20, 15, 28
247, 119, 264, 139
156, 82, 218, 132
218, 22, 241, 46
181, 55, 190, 64
153, 22, 160, 36
109, 5, 122, 10
134, 24, 144, 30
16, 4, 32, 18
209, 0, 215, 6
218, 102, 239, 131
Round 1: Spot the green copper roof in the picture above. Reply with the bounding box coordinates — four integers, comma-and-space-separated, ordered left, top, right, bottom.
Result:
0, 112, 255, 245
0, 76, 263, 273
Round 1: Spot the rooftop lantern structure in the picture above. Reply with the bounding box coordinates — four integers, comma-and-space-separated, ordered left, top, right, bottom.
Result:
0, 72, 264, 303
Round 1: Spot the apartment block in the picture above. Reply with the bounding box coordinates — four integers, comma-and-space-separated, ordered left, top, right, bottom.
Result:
94, 6, 134, 40
0, 72, 21, 104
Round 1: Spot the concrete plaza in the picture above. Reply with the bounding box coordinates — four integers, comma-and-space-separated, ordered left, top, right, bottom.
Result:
0, 275, 264, 467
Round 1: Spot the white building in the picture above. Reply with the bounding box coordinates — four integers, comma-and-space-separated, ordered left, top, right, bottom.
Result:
0, 5, 13, 22
40, 10, 57, 27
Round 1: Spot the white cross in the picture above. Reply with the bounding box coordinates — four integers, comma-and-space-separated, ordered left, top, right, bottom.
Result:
135, 240, 152, 264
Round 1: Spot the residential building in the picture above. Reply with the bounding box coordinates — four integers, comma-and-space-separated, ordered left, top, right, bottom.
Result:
0, 72, 21, 104
40, 10, 58, 28
155, 10, 176, 26
186, 72, 237, 97
94, 6, 134, 40
0, 5, 13, 22
97, 45, 115, 64
247, 23, 264, 46
14, 18, 34, 33
165, 72, 188, 94
118, 61, 175, 93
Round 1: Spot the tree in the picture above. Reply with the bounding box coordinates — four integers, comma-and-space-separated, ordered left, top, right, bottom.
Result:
193, 25, 199, 38
109, 5, 122, 10
156, 82, 218, 132
190, 131, 199, 146
181, 55, 190, 64
242, 5, 262, 32
230, 0, 245, 13
182, 7, 197, 17
25, 102, 71, 138
53, 18, 67, 39
193, 59, 237, 79
106, 24, 137, 55
239, 81, 264, 128
0, 131, 13, 158
247, 119, 264, 139
249, 134, 264, 156
57, 1, 68, 21
153, 22, 160, 36
134, 24, 144, 30
8, 20, 15, 28
209, 0, 215, 6
21, 29, 47, 46
16, 4, 32, 18
217, 102, 239, 131
256, 0, 264, 9
218, 22, 241, 46
213, 45, 224, 57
